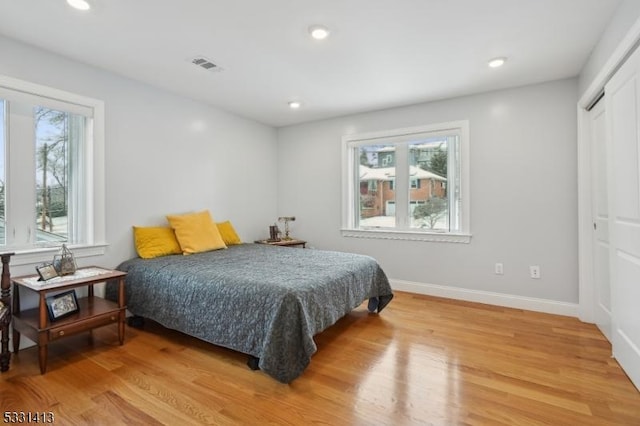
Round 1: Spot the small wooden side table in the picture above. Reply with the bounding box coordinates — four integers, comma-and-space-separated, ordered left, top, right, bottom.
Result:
254, 239, 307, 248
12, 267, 126, 374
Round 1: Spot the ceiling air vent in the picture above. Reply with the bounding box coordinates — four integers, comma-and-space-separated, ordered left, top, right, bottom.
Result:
190, 56, 222, 72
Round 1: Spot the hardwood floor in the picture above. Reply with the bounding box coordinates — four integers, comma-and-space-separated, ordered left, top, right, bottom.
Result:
1, 291, 639, 425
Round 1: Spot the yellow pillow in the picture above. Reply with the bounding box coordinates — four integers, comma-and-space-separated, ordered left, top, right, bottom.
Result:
216, 221, 242, 245
167, 210, 227, 254
133, 226, 182, 259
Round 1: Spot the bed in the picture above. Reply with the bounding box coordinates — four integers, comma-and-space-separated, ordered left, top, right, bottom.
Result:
105, 243, 393, 383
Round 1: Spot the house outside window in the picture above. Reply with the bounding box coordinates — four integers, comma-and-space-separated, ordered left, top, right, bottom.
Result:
0, 75, 106, 262
342, 121, 470, 243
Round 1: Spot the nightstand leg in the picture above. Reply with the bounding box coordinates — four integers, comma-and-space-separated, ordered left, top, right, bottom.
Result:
38, 344, 47, 374
118, 315, 125, 345
118, 278, 125, 345
38, 293, 48, 374
12, 330, 20, 354
12, 283, 20, 353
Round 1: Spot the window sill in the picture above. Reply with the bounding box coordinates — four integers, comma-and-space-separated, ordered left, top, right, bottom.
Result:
7, 243, 108, 266
341, 228, 471, 244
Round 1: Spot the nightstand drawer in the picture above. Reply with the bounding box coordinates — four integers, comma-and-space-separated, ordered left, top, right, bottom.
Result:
48, 311, 120, 341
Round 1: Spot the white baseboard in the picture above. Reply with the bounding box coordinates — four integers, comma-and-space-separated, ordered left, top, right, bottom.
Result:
391, 279, 579, 318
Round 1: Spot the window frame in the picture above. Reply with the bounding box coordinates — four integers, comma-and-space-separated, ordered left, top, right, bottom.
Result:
0, 75, 106, 265
341, 120, 471, 243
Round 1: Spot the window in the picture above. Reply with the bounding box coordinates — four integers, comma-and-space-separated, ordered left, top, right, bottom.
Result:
0, 75, 105, 263
342, 121, 470, 243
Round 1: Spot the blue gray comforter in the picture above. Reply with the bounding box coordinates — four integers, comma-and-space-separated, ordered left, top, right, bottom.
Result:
106, 243, 393, 383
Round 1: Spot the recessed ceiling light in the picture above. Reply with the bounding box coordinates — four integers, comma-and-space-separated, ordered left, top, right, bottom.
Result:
308, 25, 330, 40
288, 101, 302, 109
67, 0, 90, 10
488, 57, 507, 68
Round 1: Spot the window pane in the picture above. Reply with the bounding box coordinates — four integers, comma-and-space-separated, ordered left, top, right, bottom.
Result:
450, 134, 461, 232
358, 144, 396, 228
34, 107, 85, 243
409, 138, 450, 230
0, 100, 5, 245
344, 121, 468, 240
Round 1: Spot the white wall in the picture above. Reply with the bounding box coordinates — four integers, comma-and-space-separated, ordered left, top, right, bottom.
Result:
579, 0, 640, 96
277, 79, 579, 309
0, 35, 278, 277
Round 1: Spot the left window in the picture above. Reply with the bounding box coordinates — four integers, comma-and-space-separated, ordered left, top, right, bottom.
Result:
0, 76, 105, 258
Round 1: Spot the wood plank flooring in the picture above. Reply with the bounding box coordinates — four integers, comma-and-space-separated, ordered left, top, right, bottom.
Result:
1, 291, 639, 425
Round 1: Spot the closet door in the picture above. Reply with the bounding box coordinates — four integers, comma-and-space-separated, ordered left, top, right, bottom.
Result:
589, 100, 612, 341
605, 44, 640, 390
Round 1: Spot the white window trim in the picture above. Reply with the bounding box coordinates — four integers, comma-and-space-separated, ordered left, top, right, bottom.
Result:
0, 75, 107, 264
340, 228, 471, 243
341, 121, 471, 243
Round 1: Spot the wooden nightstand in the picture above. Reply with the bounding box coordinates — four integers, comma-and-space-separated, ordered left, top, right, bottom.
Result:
254, 239, 307, 248
12, 267, 126, 374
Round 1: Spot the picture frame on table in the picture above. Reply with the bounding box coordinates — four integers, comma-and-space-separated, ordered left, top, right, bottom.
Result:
45, 290, 79, 322
36, 263, 58, 281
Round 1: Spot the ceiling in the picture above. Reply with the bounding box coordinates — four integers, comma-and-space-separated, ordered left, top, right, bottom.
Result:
0, 0, 622, 127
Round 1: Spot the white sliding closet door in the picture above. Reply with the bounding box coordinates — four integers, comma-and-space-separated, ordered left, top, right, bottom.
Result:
605, 44, 640, 390
589, 100, 612, 341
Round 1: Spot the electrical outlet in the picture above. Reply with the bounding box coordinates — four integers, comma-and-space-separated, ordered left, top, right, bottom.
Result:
494, 263, 504, 275
530, 265, 540, 279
